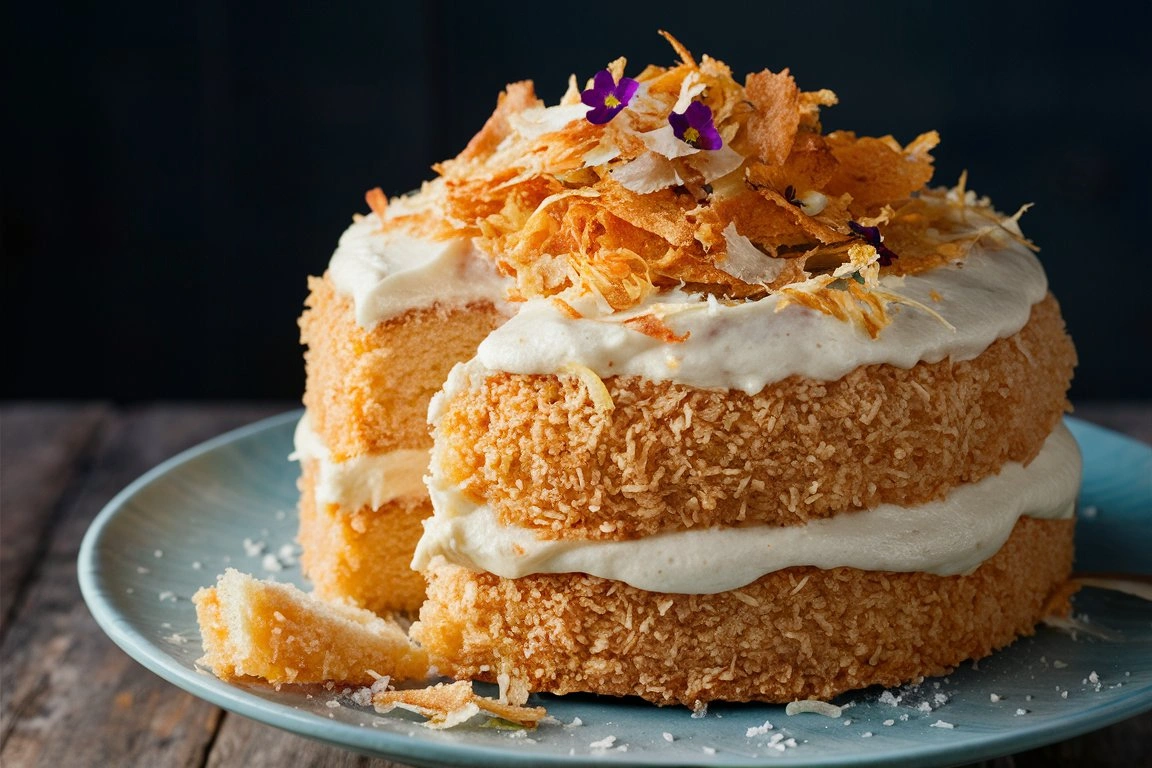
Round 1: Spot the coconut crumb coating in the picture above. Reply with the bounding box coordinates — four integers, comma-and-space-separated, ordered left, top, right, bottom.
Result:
193, 569, 428, 686
413, 517, 1075, 707
434, 294, 1074, 539
300, 274, 506, 459
297, 459, 428, 615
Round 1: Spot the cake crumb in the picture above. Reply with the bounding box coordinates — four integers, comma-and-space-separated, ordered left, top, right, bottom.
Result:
1053, 660, 1068, 669
861, 731, 873, 738
746, 720, 774, 737
662, 731, 674, 742
702, 746, 716, 755
929, 720, 955, 729
1015, 708, 1029, 716
589, 735, 616, 749
990, 693, 1001, 702
883, 719, 895, 726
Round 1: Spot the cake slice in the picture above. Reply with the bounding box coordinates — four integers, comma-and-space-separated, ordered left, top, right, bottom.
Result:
192, 568, 428, 685
296, 182, 511, 614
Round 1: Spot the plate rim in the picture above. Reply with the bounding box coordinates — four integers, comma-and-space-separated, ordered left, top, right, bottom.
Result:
77, 411, 1152, 768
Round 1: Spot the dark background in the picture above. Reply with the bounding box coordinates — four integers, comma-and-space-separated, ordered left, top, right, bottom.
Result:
4, 1, 1150, 402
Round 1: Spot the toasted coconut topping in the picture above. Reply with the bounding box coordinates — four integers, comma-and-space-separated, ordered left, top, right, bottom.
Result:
372, 680, 547, 729
359, 33, 1036, 336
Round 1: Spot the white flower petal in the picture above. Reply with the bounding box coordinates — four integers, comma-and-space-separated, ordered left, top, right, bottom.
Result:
611, 152, 684, 194
509, 104, 588, 140
641, 125, 699, 159
583, 137, 621, 167
686, 144, 745, 183
720, 222, 785, 284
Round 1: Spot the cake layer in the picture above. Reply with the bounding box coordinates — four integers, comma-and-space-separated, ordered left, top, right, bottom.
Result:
300, 275, 508, 458
298, 458, 429, 614
430, 294, 1075, 538
413, 422, 1078, 591
413, 517, 1076, 707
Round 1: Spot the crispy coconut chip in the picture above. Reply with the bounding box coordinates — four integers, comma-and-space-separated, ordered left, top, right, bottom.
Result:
745, 69, 801, 166
373, 680, 548, 730
365, 187, 388, 220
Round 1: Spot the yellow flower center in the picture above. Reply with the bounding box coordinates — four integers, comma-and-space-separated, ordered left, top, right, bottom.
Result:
684, 127, 700, 145
604, 94, 621, 108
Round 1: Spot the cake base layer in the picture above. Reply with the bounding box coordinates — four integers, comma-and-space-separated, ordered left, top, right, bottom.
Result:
413, 517, 1076, 707
298, 459, 428, 615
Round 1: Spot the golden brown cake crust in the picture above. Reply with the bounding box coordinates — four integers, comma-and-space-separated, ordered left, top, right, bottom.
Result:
434, 294, 1075, 539
300, 274, 506, 459
297, 458, 429, 615
413, 517, 1076, 707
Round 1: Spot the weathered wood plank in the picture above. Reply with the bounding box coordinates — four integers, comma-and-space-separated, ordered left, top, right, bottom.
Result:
0, 404, 291, 768
206, 715, 404, 768
0, 402, 111, 634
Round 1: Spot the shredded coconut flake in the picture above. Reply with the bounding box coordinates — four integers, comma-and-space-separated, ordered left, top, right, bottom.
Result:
786, 700, 842, 718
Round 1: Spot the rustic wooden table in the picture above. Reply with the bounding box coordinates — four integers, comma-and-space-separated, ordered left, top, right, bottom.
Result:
1, 402, 1149, 767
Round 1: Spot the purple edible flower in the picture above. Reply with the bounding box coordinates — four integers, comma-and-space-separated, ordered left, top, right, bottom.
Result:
668, 101, 722, 150
581, 69, 639, 125
848, 221, 899, 266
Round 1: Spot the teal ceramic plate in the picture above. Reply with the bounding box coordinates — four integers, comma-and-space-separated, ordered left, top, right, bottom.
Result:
79, 414, 1152, 767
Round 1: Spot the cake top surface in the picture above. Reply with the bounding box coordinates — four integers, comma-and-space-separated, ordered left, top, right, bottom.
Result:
361, 32, 1036, 338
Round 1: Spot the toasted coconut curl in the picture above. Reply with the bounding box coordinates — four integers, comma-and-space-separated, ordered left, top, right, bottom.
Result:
372, 680, 547, 730
368, 33, 1033, 332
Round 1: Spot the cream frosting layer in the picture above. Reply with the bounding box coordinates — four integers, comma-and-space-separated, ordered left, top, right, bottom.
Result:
328, 187, 511, 328
472, 235, 1047, 394
291, 414, 428, 510
412, 424, 1080, 594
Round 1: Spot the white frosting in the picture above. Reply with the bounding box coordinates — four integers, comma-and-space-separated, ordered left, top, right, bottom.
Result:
291, 414, 428, 510
327, 192, 510, 328
413, 424, 1080, 594
473, 236, 1048, 394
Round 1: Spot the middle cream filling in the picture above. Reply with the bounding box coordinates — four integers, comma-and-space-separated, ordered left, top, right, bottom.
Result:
291, 414, 429, 510
412, 423, 1080, 594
